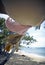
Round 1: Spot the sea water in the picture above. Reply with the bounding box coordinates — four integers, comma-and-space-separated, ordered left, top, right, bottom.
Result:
19, 46, 45, 56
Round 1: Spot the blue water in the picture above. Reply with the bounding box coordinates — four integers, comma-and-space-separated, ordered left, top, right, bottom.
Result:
19, 46, 45, 56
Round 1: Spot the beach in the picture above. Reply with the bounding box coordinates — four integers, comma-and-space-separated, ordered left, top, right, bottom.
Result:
5, 50, 45, 65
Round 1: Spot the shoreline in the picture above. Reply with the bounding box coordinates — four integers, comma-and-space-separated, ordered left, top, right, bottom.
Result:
14, 50, 45, 62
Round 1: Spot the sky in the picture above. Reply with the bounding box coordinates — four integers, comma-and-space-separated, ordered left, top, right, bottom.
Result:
27, 20, 45, 47
0, 13, 45, 47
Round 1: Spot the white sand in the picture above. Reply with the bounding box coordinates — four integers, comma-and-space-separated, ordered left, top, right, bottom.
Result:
14, 50, 45, 62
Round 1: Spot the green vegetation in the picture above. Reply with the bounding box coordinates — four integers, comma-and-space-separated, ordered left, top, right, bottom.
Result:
0, 18, 10, 45
22, 33, 37, 45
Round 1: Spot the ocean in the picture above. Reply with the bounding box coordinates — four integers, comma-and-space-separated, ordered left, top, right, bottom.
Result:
19, 46, 45, 56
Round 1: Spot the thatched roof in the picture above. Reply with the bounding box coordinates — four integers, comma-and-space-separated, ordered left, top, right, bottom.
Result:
2, 0, 45, 26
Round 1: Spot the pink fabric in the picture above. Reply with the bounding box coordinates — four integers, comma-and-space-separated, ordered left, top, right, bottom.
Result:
5, 17, 31, 35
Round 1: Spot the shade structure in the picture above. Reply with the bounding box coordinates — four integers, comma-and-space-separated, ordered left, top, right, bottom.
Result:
5, 18, 31, 35
2, 0, 45, 26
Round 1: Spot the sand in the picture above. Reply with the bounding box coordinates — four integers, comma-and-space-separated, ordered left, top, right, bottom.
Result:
5, 50, 45, 65
14, 50, 45, 62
